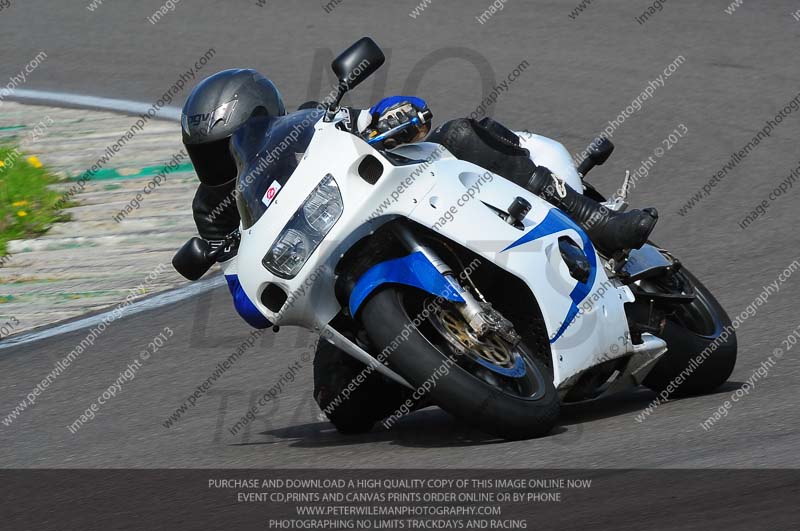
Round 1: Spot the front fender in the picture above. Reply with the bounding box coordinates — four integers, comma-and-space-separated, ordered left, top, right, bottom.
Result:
349, 251, 465, 316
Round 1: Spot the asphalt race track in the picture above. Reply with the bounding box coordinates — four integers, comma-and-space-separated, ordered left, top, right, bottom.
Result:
2, 0, 800, 475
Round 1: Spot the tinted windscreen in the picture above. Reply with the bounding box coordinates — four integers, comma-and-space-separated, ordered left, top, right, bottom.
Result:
233, 109, 319, 229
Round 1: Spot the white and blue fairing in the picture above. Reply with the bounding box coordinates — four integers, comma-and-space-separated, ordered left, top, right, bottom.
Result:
234, 117, 634, 387
345, 138, 633, 386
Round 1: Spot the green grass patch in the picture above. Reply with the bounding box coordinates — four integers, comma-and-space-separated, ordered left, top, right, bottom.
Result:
0, 145, 68, 255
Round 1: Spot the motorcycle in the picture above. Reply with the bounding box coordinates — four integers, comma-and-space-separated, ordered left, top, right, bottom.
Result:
174, 38, 736, 440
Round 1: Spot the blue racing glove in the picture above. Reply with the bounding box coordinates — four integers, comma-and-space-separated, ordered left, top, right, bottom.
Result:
366, 96, 432, 148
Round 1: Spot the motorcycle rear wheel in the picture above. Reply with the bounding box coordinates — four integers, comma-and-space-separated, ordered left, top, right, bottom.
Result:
642, 267, 737, 397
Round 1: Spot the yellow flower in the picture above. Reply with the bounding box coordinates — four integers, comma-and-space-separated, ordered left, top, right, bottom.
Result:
26, 156, 42, 168
12, 200, 28, 207
17, 211, 28, 217
0, 160, 5, 167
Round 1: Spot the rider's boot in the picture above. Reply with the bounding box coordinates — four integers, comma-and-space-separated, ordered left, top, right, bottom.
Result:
525, 166, 658, 256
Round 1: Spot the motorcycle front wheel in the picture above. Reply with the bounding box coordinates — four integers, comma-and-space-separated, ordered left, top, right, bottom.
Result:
360, 287, 559, 440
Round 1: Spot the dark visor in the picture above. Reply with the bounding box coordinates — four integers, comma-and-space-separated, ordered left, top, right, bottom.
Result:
186, 137, 238, 187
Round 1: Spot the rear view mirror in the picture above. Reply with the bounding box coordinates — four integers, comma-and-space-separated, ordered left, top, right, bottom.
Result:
172, 237, 215, 281
331, 37, 385, 92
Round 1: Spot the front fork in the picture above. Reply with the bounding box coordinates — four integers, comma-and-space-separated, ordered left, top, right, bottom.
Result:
392, 225, 520, 344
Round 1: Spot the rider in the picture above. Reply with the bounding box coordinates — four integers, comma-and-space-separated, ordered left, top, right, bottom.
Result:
181, 69, 658, 432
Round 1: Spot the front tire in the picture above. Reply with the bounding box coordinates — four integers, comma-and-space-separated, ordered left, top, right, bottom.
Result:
361, 288, 559, 440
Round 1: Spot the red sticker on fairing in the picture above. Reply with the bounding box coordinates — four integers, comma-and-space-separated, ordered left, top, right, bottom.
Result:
262, 181, 282, 208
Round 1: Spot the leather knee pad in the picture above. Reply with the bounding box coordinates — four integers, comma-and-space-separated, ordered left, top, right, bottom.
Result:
426, 118, 535, 187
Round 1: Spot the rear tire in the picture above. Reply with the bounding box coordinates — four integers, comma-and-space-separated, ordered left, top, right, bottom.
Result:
643, 267, 737, 398
361, 288, 559, 440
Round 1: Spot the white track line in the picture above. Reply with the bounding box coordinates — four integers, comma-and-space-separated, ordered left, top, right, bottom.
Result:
6, 88, 182, 121
0, 90, 217, 349
0, 276, 225, 350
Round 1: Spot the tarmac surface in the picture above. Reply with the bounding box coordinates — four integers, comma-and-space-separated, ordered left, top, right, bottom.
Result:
1, 0, 799, 474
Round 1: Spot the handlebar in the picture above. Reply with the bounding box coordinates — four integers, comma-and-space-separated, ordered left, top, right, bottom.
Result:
365, 107, 433, 147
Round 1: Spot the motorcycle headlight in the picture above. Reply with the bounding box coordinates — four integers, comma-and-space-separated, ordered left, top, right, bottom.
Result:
264, 229, 310, 279
263, 175, 342, 278
303, 177, 343, 233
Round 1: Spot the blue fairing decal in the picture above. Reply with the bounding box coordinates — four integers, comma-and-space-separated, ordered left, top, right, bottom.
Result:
349, 251, 465, 316
503, 209, 597, 343
225, 275, 272, 329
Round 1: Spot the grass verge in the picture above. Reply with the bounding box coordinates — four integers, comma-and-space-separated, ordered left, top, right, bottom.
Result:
0, 144, 67, 257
